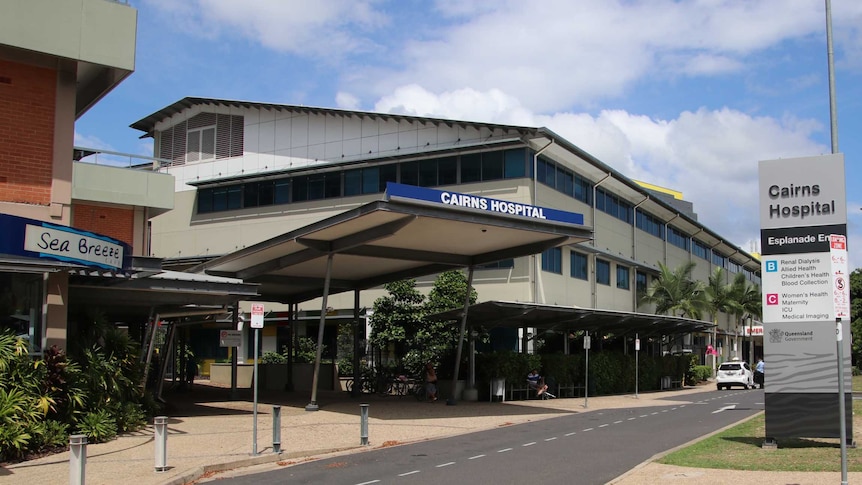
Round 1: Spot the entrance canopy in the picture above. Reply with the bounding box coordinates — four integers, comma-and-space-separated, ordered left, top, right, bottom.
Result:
427, 300, 715, 337
193, 183, 593, 303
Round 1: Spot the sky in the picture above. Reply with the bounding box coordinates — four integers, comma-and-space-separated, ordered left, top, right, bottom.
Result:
75, 0, 862, 269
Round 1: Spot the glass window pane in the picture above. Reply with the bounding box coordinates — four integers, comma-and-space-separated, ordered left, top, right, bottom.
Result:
596, 259, 610, 285
324, 172, 341, 198
418, 159, 437, 187
227, 186, 242, 210
362, 167, 379, 194
344, 169, 361, 196
401, 161, 419, 186
243, 182, 259, 208
504, 148, 526, 178
438, 157, 457, 185
198, 188, 213, 213
307, 174, 325, 200
258, 181, 274, 206
293, 176, 308, 202
274, 179, 290, 204
212, 187, 227, 211
481, 151, 504, 181
460, 153, 481, 183
379, 164, 398, 192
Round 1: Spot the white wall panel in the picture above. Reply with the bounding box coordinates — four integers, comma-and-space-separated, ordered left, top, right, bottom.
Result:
325, 116, 343, 143
398, 125, 418, 150
258, 120, 276, 154
418, 125, 437, 148
258, 108, 275, 124
307, 143, 325, 162
342, 138, 362, 158
380, 119, 399, 135
308, 116, 326, 145
274, 117, 292, 151
324, 141, 344, 160
379, 133, 398, 153
344, 119, 362, 140
360, 136, 378, 156
291, 116, 309, 147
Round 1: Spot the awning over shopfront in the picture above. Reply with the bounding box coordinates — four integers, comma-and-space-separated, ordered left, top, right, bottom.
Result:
192, 183, 593, 304
427, 300, 715, 338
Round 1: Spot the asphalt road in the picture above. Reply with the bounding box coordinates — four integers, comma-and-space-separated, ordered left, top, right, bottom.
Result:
216, 388, 764, 485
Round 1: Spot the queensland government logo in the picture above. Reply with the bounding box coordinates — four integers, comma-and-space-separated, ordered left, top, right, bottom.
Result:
769, 328, 784, 344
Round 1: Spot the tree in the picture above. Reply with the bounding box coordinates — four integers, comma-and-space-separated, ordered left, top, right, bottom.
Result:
703, 267, 741, 372
368, 270, 478, 377
640, 262, 706, 319
850, 269, 862, 370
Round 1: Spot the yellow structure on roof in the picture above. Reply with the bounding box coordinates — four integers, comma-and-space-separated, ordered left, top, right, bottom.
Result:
633, 180, 683, 200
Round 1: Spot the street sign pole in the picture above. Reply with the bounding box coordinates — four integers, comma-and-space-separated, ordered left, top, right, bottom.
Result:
250, 303, 265, 456
584, 332, 590, 409
634, 334, 639, 399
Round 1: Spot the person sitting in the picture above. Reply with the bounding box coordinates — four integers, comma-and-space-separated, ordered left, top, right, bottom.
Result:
425, 362, 438, 401
526, 369, 549, 398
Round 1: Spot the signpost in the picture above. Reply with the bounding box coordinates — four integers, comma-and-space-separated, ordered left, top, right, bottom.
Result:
250, 303, 264, 455
758, 153, 850, 443
584, 332, 591, 409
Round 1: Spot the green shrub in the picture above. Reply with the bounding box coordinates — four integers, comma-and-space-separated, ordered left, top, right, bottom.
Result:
260, 351, 287, 364
26, 419, 68, 450
0, 422, 31, 461
113, 402, 147, 434
692, 365, 712, 382
75, 409, 117, 443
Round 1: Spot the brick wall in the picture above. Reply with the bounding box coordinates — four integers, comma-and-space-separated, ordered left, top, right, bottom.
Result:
72, 204, 135, 246
0, 59, 56, 205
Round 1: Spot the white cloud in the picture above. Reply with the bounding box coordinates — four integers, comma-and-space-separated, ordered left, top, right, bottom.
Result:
144, 0, 388, 59
335, 92, 361, 110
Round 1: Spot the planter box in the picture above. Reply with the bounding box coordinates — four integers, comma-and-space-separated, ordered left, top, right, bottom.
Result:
209, 363, 253, 388
259, 363, 289, 391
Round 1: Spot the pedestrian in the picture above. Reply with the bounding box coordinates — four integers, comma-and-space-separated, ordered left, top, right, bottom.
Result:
754, 358, 764, 389
424, 362, 438, 401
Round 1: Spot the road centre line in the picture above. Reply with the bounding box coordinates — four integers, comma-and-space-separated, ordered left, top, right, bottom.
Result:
398, 471, 420, 476
583, 427, 594, 431
639, 415, 648, 418
613, 420, 623, 424
436, 462, 455, 468
545, 437, 557, 441
627, 417, 636, 421
468, 454, 485, 460
523, 442, 536, 447
599, 424, 609, 428
498, 448, 512, 453
355, 481, 380, 485
565, 432, 576, 436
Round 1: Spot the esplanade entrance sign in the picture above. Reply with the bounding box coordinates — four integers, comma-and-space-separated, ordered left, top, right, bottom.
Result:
758, 153, 851, 440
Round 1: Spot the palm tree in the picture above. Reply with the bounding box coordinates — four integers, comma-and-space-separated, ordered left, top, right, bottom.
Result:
704, 267, 742, 374
640, 262, 706, 319
640, 262, 707, 354
729, 272, 762, 361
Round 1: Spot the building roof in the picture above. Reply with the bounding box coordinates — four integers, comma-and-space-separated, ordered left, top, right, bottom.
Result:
427, 300, 715, 338
134, 96, 761, 275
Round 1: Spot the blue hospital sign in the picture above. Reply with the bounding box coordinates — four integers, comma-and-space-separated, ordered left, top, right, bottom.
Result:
385, 182, 585, 226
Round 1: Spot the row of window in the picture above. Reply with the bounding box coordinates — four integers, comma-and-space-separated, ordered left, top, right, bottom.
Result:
542, 248, 635, 290
198, 148, 529, 213
196, 145, 754, 280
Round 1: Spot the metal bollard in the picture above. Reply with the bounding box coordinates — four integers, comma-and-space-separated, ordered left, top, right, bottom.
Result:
69, 434, 87, 485
272, 405, 282, 454
154, 416, 168, 472
360, 403, 369, 446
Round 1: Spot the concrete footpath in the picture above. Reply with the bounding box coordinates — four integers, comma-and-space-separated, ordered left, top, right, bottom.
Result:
0, 382, 857, 485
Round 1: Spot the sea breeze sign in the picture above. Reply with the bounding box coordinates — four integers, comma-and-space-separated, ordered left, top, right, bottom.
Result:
0, 213, 130, 271
385, 182, 584, 225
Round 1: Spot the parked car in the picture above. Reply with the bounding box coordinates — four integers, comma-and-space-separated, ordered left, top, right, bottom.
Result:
716, 360, 754, 390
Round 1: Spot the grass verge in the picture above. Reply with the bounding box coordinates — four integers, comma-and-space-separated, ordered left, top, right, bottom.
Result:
658, 377, 862, 472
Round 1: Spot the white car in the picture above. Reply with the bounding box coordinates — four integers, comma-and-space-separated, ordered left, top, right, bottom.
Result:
716, 361, 754, 390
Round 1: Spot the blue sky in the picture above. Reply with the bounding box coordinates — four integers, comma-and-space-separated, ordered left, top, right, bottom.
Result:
75, 0, 862, 268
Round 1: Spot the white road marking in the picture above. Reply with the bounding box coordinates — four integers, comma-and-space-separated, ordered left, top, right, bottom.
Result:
469, 454, 485, 460
613, 420, 623, 424
544, 437, 558, 441
436, 462, 455, 468
639, 415, 649, 418
712, 404, 737, 414
398, 471, 420, 477
565, 432, 576, 436
356, 481, 380, 485
523, 442, 536, 447
498, 448, 512, 453
599, 424, 609, 428
583, 427, 594, 432
627, 417, 636, 421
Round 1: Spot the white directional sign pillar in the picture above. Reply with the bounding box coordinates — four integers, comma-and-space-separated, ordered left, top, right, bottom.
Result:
758, 153, 851, 440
